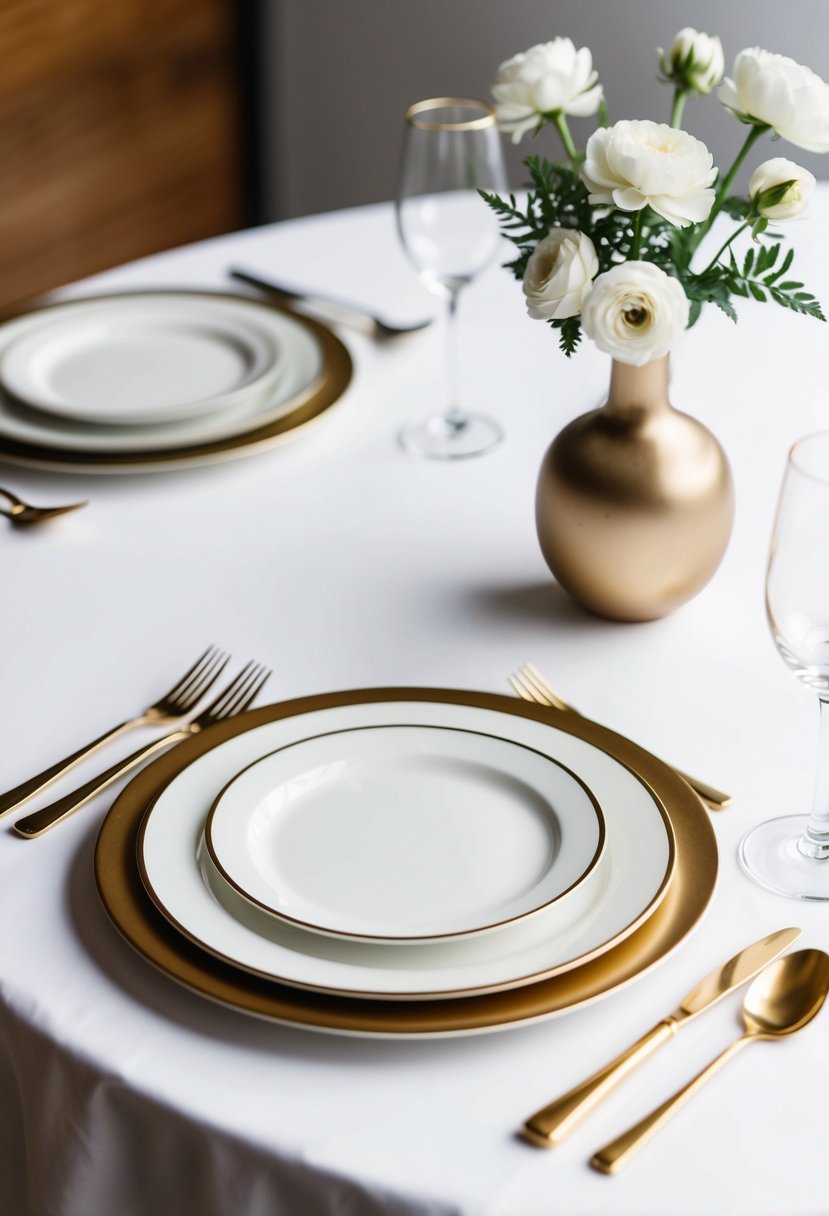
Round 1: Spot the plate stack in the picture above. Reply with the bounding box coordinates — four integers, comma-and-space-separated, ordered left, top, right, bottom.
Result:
0, 292, 352, 472
96, 688, 718, 1037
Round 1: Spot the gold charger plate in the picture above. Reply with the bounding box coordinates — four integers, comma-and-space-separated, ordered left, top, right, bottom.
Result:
0, 292, 352, 474
94, 688, 718, 1037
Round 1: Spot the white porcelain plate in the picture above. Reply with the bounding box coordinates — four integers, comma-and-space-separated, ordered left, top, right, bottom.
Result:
138, 700, 675, 999
0, 297, 285, 426
204, 724, 606, 944
0, 293, 323, 451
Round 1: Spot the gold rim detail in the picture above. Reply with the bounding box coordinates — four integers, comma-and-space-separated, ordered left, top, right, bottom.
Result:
404, 97, 496, 132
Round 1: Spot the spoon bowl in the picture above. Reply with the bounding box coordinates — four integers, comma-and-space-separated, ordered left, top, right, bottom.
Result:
744, 948, 829, 1037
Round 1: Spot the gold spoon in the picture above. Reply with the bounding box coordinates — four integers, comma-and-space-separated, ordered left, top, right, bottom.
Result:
591, 948, 829, 1174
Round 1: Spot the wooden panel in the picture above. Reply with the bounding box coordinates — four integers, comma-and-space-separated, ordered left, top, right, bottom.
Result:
0, 0, 243, 309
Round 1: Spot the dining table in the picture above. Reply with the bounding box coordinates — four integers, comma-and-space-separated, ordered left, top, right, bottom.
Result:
1, 189, 829, 1216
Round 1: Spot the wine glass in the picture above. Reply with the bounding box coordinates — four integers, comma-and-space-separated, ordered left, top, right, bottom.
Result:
395, 97, 507, 459
740, 431, 829, 899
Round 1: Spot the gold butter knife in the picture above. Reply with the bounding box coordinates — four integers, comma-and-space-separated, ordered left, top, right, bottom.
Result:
522, 926, 802, 1148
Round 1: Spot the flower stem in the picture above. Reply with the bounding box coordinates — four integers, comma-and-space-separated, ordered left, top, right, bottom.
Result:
697, 123, 769, 242
552, 111, 580, 165
700, 220, 751, 275
670, 88, 688, 129
629, 209, 645, 260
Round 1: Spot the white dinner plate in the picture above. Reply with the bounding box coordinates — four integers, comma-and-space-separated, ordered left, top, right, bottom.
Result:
204, 724, 606, 944
0, 293, 323, 452
138, 700, 675, 999
0, 297, 286, 426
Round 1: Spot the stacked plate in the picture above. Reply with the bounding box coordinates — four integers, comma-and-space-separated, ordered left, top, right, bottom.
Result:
95, 687, 718, 1037
0, 292, 352, 472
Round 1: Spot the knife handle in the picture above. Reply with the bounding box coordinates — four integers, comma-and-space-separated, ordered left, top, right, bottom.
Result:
522, 1017, 679, 1147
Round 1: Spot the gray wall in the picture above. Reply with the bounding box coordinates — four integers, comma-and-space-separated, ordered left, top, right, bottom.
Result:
262, 0, 829, 220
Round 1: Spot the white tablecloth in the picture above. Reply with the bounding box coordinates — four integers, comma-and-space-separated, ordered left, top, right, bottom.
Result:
2, 197, 829, 1216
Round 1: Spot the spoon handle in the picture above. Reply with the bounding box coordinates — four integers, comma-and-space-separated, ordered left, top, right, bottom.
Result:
590, 1034, 753, 1173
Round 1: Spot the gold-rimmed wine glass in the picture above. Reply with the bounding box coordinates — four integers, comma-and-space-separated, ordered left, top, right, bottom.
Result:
395, 97, 507, 459
740, 430, 829, 899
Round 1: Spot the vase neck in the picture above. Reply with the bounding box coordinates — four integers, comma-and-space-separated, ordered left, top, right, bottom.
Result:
605, 355, 671, 419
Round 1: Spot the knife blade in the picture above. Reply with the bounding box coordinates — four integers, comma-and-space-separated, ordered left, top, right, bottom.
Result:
522, 926, 802, 1148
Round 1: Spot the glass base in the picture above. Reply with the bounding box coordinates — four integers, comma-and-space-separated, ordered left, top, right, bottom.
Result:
739, 814, 829, 900
399, 412, 502, 460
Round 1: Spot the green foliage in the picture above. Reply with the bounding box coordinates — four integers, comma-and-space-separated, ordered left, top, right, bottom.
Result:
481, 152, 825, 356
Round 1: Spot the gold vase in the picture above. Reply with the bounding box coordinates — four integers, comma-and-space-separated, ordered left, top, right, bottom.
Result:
535, 354, 735, 622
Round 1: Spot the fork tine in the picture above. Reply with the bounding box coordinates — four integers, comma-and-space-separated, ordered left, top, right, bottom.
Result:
224, 665, 271, 717
173, 648, 230, 712
211, 663, 271, 721
164, 645, 223, 702
509, 671, 546, 705
520, 664, 570, 711
201, 660, 257, 717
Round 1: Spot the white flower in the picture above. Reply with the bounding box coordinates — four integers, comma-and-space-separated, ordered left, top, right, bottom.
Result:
718, 48, 829, 153
749, 157, 816, 219
492, 38, 602, 144
581, 261, 689, 366
522, 228, 598, 321
662, 28, 724, 94
581, 120, 716, 227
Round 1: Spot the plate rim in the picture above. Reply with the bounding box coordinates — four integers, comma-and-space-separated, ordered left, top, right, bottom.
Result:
202, 722, 608, 944
94, 687, 716, 1035
0, 290, 352, 473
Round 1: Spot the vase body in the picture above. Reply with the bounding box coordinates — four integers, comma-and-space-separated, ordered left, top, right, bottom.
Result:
536, 355, 735, 622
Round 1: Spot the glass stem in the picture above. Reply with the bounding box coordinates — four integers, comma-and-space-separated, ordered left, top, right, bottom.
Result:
801, 696, 829, 860
444, 287, 465, 431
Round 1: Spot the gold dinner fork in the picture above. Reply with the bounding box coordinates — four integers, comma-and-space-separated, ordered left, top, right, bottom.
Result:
509, 663, 731, 811
0, 486, 87, 526
13, 661, 271, 838
0, 645, 230, 817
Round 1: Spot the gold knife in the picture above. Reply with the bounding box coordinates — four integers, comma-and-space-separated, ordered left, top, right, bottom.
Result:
522, 926, 802, 1148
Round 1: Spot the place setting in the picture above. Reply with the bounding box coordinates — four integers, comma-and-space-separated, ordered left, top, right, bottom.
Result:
0, 290, 353, 473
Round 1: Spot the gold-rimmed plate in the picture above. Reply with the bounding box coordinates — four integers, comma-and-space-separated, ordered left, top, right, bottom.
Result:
0, 292, 352, 473
94, 688, 717, 1036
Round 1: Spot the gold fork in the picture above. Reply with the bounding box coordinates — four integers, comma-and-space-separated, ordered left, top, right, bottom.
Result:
0, 645, 230, 817
509, 663, 731, 811
0, 485, 87, 526
13, 661, 271, 839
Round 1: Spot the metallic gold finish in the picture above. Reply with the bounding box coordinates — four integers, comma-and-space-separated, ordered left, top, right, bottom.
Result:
535, 356, 735, 621
0, 292, 352, 474
404, 97, 496, 131
228, 268, 433, 340
523, 927, 801, 1148
510, 663, 732, 811
93, 687, 718, 1036
0, 485, 86, 525
13, 662, 271, 838
590, 947, 829, 1173
0, 645, 229, 817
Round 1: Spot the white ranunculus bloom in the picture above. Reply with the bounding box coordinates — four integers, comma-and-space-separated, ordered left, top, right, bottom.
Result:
581, 261, 690, 366
522, 228, 599, 321
492, 38, 603, 144
718, 48, 829, 153
663, 27, 724, 94
749, 157, 817, 219
581, 120, 716, 227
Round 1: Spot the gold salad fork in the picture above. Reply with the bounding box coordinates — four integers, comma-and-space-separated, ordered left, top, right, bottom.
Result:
0, 485, 87, 526
509, 663, 731, 812
13, 661, 271, 838
0, 645, 230, 817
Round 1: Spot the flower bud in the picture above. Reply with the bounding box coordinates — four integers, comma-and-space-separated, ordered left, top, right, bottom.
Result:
749, 157, 816, 219
661, 28, 724, 95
